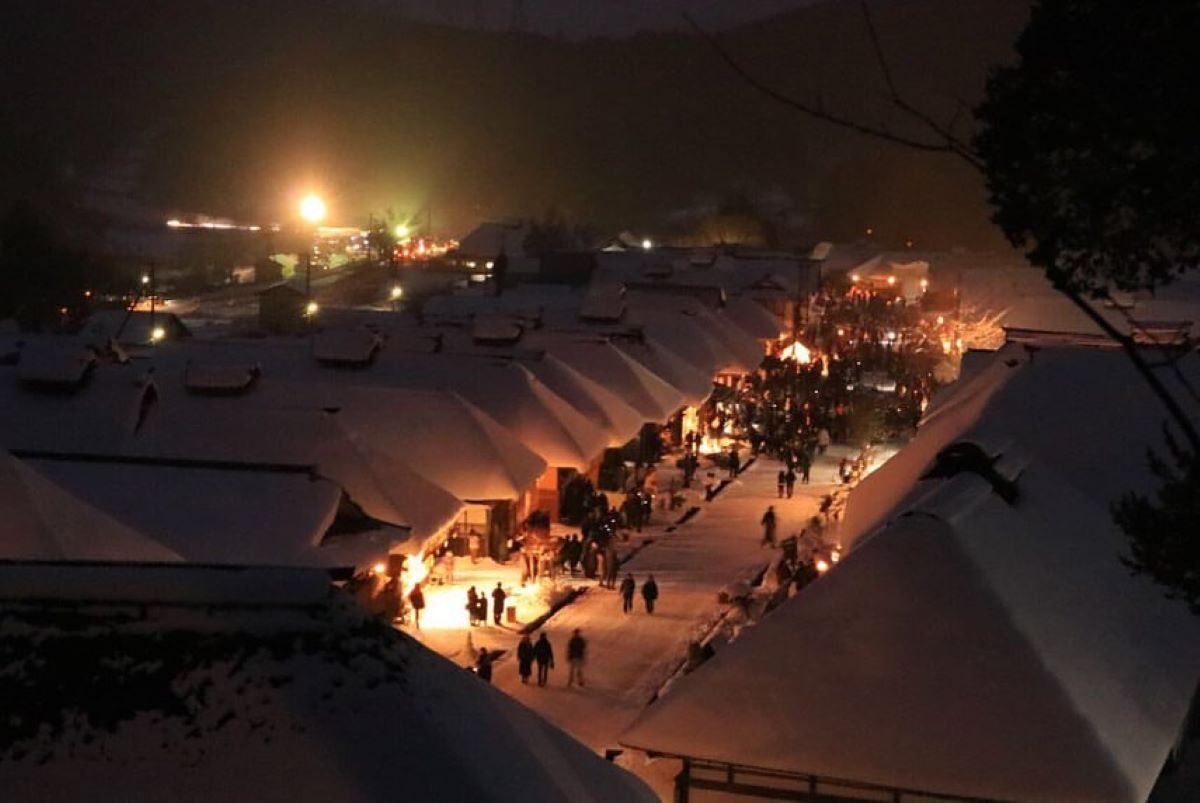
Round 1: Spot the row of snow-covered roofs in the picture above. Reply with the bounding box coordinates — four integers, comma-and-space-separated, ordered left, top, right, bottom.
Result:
621, 340, 1200, 803
0, 286, 786, 571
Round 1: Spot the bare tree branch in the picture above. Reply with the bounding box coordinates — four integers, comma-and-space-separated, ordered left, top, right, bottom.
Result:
1054, 280, 1200, 450
1106, 295, 1200, 406
858, 0, 985, 170
681, 13, 968, 157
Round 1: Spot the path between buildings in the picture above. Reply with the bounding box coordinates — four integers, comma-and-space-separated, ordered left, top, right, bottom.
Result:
488, 450, 847, 758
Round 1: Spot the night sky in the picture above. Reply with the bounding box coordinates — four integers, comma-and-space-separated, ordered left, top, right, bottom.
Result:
370, 0, 818, 37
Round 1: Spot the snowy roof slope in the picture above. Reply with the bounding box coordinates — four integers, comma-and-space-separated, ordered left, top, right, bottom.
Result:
332, 386, 547, 501
614, 339, 714, 407
15, 458, 348, 566
723, 295, 786, 341
526, 333, 687, 421
842, 342, 1200, 549
0, 564, 656, 803
0, 455, 182, 563
523, 353, 646, 447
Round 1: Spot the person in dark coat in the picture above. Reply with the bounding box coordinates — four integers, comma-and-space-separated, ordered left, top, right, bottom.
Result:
408, 582, 426, 630
516, 634, 535, 684
566, 629, 587, 688
475, 650, 493, 683
641, 574, 659, 614
533, 633, 555, 687
620, 574, 636, 613
777, 469, 786, 498
476, 593, 488, 627
491, 582, 507, 626
761, 506, 778, 548
566, 535, 583, 576
728, 447, 740, 478
785, 468, 796, 498
466, 585, 479, 626
603, 543, 619, 589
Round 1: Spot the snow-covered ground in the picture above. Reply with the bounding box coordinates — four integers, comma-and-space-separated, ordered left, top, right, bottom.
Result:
465, 450, 852, 795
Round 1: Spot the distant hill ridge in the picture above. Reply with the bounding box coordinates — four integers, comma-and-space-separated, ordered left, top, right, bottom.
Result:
0, 0, 1030, 248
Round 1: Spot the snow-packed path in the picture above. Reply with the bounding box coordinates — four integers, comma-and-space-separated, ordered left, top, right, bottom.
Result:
489, 451, 848, 756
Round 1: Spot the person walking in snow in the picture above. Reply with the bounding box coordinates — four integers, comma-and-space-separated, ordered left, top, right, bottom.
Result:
491, 582, 507, 626
800, 448, 812, 484
476, 592, 488, 627
603, 543, 619, 589
728, 447, 740, 478
761, 506, 778, 548
784, 468, 796, 499
533, 632, 555, 687
567, 629, 587, 688
466, 585, 479, 626
408, 582, 426, 630
642, 574, 659, 614
776, 469, 786, 498
517, 634, 535, 684
620, 574, 636, 613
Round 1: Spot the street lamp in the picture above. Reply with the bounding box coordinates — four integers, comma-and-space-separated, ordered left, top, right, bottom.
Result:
641, 238, 653, 251
298, 194, 326, 317
394, 223, 410, 240
390, 284, 403, 311
299, 194, 326, 226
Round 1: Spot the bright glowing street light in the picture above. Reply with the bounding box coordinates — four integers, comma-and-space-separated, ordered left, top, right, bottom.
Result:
299, 194, 327, 225
390, 285, 403, 301
394, 223, 410, 240
140, 273, 151, 286
642, 238, 653, 251
150, 326, 166, 342
305, 300, 319, 317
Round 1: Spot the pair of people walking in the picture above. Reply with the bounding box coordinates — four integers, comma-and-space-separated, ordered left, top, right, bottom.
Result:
619, 573, 658, 614
517, 630, 586, 688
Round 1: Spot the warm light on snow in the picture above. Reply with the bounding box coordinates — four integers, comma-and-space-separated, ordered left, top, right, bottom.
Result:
779, 341, 812, 363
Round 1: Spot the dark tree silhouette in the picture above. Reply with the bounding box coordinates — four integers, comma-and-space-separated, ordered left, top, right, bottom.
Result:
975, 0, 1200, 606
975, 1, 1200, 295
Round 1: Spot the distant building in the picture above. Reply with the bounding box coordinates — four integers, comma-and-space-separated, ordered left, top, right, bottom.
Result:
258, 279, 309, 334
81, 309, 190, 346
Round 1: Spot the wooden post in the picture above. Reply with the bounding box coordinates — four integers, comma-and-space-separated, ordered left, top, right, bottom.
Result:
674, 758, 691, 803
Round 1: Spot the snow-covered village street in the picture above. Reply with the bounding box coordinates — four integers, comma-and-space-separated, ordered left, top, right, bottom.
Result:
486, 452, 848, 754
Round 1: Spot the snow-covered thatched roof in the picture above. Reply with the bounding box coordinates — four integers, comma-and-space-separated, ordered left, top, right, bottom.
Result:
0, 563, 656, 803
622, 343, 1200, 803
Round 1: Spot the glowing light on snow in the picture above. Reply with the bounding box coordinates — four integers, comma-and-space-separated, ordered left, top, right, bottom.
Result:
815, 559, 830, 573
779, 341, 812, 363
403, 551, 429, 596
